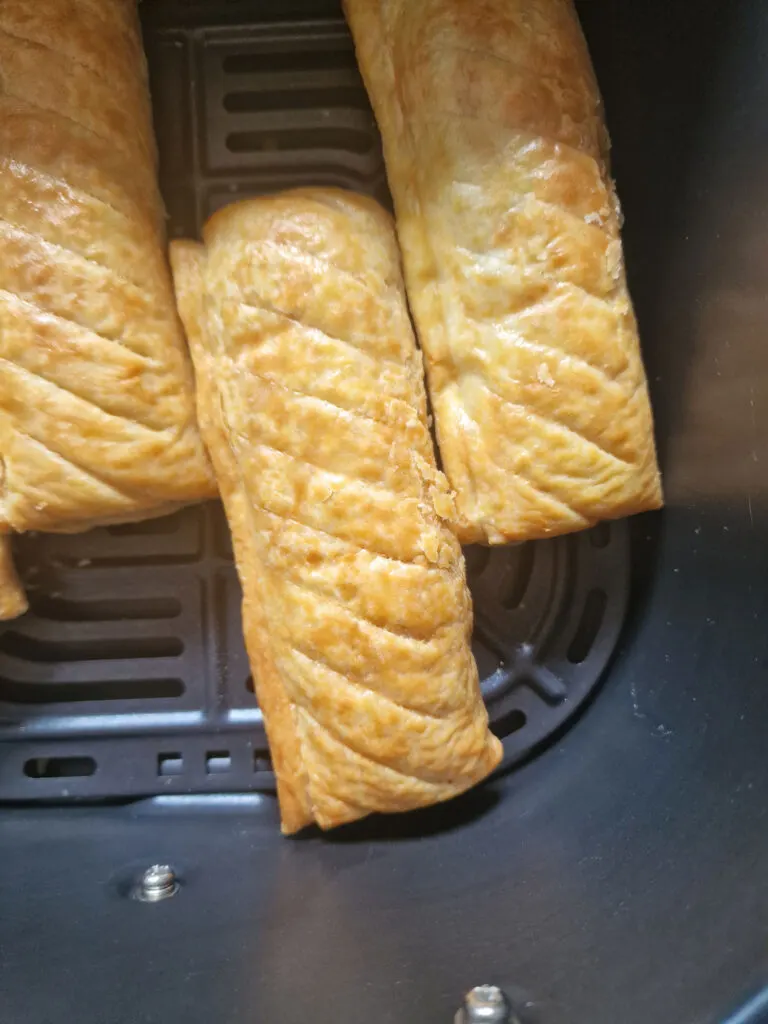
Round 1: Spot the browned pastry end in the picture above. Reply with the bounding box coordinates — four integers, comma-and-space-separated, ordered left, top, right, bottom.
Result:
0, 0, 216, 615
0, 537, 26, 620
344, 0, 663, 544
171, 189, 502, 833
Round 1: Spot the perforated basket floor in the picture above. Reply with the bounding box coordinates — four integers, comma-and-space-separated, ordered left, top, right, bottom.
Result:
0, 2, 630, 802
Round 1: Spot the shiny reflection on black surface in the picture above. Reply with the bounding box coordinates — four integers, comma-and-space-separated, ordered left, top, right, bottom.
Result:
579, 0, 738, 475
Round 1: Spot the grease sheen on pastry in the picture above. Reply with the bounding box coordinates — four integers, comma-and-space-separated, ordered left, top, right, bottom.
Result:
345, 0, 663, 544
0, 0, 215, 615
171, 189, 502, 833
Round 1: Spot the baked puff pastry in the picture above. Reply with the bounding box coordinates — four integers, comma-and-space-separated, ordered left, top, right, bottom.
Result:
0, 0, 215, 615
0, 537, 26, 620
344, 0, 663, 544
170, 189, 502, 833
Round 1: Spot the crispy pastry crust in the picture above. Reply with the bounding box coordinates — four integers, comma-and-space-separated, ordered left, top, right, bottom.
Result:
171, 189, 502, 833
0, 536, 26, 620
344, 0, 662, 544
0, 0, 215, 552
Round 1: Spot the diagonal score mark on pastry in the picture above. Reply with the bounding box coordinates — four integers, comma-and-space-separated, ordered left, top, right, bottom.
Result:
0, 0, 216, 617
344, 0, 663, 544
170, 189, 502, 834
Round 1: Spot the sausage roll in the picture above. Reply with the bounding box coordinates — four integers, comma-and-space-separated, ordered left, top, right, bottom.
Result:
0, 0, 215, 615
344, 0, 662, 543
171, 189, 502, 833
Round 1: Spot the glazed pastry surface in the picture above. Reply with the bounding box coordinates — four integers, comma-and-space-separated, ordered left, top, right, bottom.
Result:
0, 0, 215, 555
345, 0, 662, 543
171, 189, 502, 833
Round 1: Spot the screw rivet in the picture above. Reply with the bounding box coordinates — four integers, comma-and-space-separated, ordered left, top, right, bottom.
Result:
136, 864, 178, 902
461, 985, 511, 1024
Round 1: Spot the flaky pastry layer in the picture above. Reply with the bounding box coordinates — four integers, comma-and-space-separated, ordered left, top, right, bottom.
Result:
345, 0, 662, 543
171, 189, 501, 832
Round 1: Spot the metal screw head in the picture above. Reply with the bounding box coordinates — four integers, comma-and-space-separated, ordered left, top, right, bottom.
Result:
136, 864, 178, 902
462, 985, 511, 1023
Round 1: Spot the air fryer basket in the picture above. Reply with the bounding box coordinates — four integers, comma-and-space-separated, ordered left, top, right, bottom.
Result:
0, 6, 630, 802
2, 2, 768, 1023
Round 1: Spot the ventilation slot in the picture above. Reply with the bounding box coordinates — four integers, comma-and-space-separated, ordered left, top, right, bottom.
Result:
28, 596, 182, 623
568, 589, 608, 664
464, 545, 491, 577
24, 756, 96, 779
108, 518, 184, 537
206, 751, 232, 774
226, 127, 373, 155
0, 633, 183, 663
491, 709, 527, 740
202, 28, 381, 178
590, 522, 612, 549
0, 678, 184, 705
223, 49, 352, 76
502, 544, 535, 610
158, 753, 184, 776
224, 87, 369, 114
171, 0, 255, 11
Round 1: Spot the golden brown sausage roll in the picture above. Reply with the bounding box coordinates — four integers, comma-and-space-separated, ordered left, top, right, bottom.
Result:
170, 189, 502, 833
344, 0, 662, 544
0, 0, 215, 607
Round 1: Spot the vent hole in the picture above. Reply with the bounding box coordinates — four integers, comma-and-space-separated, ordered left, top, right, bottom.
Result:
206, 751, 231, 774
253, 754, 271, 773
0, 678, 185, 705
24, 756, 96, 779
29, 596, 182, 623
223, 49, 352, 76
502, 543, 535, 609
107, 517, 182, 537
590, 522, 611, 549
0, 632, 183, 664
158, 753, 183, 777
568, 588, 608, 664
224, 87, 368, 114
226, 127, 373, 155
491, 708, 527, 739
464, 545, 491, 577
245, 674, 254, 693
